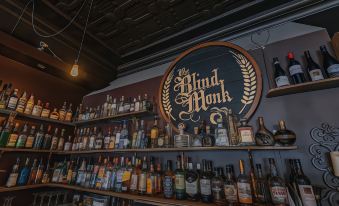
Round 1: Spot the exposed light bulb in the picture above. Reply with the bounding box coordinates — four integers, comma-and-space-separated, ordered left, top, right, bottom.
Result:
70, 63, 79, 77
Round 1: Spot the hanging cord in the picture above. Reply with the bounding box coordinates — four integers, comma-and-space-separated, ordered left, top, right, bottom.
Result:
11, 0, 33, 34
75, 0, 94, 63
31, 0, 88, 38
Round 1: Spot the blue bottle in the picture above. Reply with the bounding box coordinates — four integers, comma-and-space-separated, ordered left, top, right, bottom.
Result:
17, 157, 30, 185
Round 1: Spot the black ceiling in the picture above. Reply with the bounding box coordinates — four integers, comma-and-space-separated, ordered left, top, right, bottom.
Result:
0, 0, 335, 90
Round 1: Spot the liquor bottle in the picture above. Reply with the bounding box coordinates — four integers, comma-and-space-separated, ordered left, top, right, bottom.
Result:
138, 156, 147, 195
15, 123, 29, 148
212, 167, 226, 205
33, 124, 44, 149
34, 158, 44, 184
255, 117, 275, 146
102, 157, 113, 190
237, 160, 253, 204
174, 124, 190, 147
50, 128, 59, 150
24, 125, 36, 148
88, 127, 96, 150
255, 164, 271, 204
108, 127, 116, 149
95, 128, 103, 150
204, 125, 215, 147
288, 52, 306, 84
134, 96, 140, 112
40, 102, 51, 118
114, 157, 125, 192
52, 161, 62, 183
320, 45, 339, 77
228, 109, 239, 146
123, 157, 133, 192
75, 159, 86, 186
224, 165, 238, 204
146, 159, 156, 196
95, 158, 108, 189
7, 89, 19, 110
124, 97, 131, 112
24, 94, 34, 114
274, 120, 296, 146
17, 157, 30, 186
294, 159, 317, 206
57, 129, 65, 151
81, 128, 89, 150
41, 160, 51, 184
185, 160, 199, 200
66, 159, 75, 185
27, 158, 38, 184
15, 91, 27, 113
59, 102, 67, 121
120, 121, 129, 149
175, 155, 186, 200
64, 103, 73, 122
58, 159, 68, 184
215, 118, 230, 146
41, 125, 52, 149
31, 100, 43, 116
129, 156, 139, 193
155, 162, 162, 194
6, 122, 20, 147
64, 136, 72, 151
237, 119, 255, 146
130, 98, 135, 112
0, 120, 12, 147
142, 94, 150, 111
103, 95, 109, 117
136, 121, 145, 149
268, 158, 289, 204
6, 158, 20, 187
200, 160, 213, 202
305, 51, 324, 81
191, 127, 202, 147
273, 57, 290, 87
164, 123, 172, 148
150, 116, 159, 148
0, 84, 8, 109
89, 156, 101, 188
111, 98, 117, 115
163, 160, 175, 198
131, 121, 138, 149
49, 108, 59, 120
103, 128, 111, 149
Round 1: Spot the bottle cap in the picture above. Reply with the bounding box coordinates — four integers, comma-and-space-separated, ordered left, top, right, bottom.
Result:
287, 52, 294, 59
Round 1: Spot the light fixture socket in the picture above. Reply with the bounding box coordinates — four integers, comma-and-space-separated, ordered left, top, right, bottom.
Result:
70, 63, 79, 77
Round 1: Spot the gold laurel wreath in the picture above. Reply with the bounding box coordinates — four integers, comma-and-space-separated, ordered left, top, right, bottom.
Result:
162, 69, 176, 121
231, 51, 256, 114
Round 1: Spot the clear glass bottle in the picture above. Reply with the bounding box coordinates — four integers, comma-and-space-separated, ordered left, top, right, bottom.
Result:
6, 158, 20, 187
237, 160, 253, 204
191, 126, 202, 147
238, 119, 255, 146
185, 160, 199, 201
175, 155, 186, 200
215, 118, 230, 146
174, 124, 190, 147
268, 158, 289, 205
224, 165, 238, 204
212, 167, 226, 205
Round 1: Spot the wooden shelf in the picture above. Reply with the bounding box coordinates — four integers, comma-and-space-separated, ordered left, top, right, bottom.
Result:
73, 110, 153, 125
0, 148, 52, 153
53, 146, 297, 155
0, 109, 74, 126
0, 184, 45, 193
266, 77, 339, 97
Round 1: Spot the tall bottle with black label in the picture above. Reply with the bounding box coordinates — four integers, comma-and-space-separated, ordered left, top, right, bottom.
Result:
305, 50, 324, 81
294, 159, 317, 206
200, 159, 213, 203
320, 45, 339, 77
185, 160, 199, 201
237, 160, 253, 205
288, 52, 306, 84
273, 57, 290, 87
268, 158, 289, 205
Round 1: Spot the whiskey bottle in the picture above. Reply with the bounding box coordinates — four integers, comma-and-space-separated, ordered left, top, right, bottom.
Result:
123, 97, 131, 112
238, 119, 255, 146
129, 156, 139, 193
237, 160, 253, 204
130, 98, 135, 112
228, 109, 239, 146
57, 129, 65, 151
294, 159, 317, 206
163, 160, 175, 198
305, 50, 324, 81
17, 157, 30, 186
212, 167, 226, 205
203, 124, 215, 147
136, 121, 145, 149
0, 84, 8, 109
175, 155, 186, 200
255, 164, 271, 204
75, 159, 86, 186
24, 125, 36, 148
114, 157, 125, 192
58, 102, 67, 121
268, 158, 288, 205
102, 157, 113, 190
215, 118, 230, 146
108, 127, 116, 149
224, 165, 238, 204
131, 121, 138, 149
146, 159, 156, 196
111, 98, 117, 115
134, 96, 140, 112
274, 120, 296, 146
31, 100, 43, 116
64, 136, 72, 151
191, 127, 202, 147
122, 157, 132, 192
24, 94, 34, 114
118, 96, 125, 114
155, 162, 162, 194
34, 158, 44, 184
27, 158, 38, 184
50, 128, 59, 150
0, 120, 12, 147
51, 161, 62, 183
95, 158, 108, 189
6, 158, 20, 187
185, 160, 199, 201
104, 128, 111, 149
103, 95, 109, 117
89, 127, 97, 150
150, 116, 159, 148
200, 160, 213, 202
64, 103, 73, 122
15, 91, 27, 113
255, 117, 275, 146
41, 125, 52, 149
33, 124, 44, 149
41, 160, 51, 184
138, 156, 147, 195
6, 122, 20, 147
15, 123, 28, 148
7, 89, 19, 110
120, 121, 129, 149
273, 57, 290, 87
164, 123, 172, 148
95, 128, 104, 149
49, 108, 59, 120
40, 102, 51, 118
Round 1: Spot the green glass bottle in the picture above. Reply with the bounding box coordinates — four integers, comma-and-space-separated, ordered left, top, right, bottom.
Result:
0, 120, 12, 147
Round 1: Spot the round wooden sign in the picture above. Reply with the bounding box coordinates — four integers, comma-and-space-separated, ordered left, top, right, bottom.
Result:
159, 41, 262, 133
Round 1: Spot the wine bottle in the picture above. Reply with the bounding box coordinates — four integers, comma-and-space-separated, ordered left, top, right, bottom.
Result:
273, 57, 290, 87
268, 158, 289, 204
305, 50, 324, 81
200, 160, 213, 203
185, 160, 199, 201
320, 45, 339, 77
175, 155, 186, 200
288, 52, 306, 84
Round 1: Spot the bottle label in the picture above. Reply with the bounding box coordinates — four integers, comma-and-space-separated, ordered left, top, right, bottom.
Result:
163, 176, 174, 197
157, 137, 164, 147
237, 182, 252, 203
215, 128, 229, 146
200, 179, 212, 195
151, 129, 158, 139
146, 176, 155, 194
24, 102, 34, 114
6, 173, 18, 187
185, 180, 198, 195
16, 101, 26, 113
309, 69, 324, 81
224, 184, 238, 201
89, 137, 95, 149
289, 65, 304, 75
138, 174, 146, 191
122, 171, 131, 182
40, 109, 50, 118
25, 136, 34, 148
7, 98, 18, 110
31, 106, 42, 116
7, 134, 18, 147
130, 174, 138, 190
175, 174, 185, 190
298, 185, 317, 206
270, 186, 288, 204
327, 64, 339, 76
239, 129, 254, 143
275, 76, 290, 87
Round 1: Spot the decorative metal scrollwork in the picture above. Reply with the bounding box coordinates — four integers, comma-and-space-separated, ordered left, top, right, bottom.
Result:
309, 123, 339, 206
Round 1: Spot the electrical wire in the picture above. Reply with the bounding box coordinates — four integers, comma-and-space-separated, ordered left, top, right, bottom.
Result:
11, 0, 33, 34
31, 0, 88, 38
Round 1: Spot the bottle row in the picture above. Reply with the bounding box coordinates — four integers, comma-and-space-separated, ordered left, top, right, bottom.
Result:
0, 119, 72, 150
5, 154, 318, 206
75, 94, 153, 122
272, 45, 339, 88
0, 81, 74, 122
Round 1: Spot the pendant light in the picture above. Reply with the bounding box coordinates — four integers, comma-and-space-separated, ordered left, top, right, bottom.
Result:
71, 0, 94, 77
